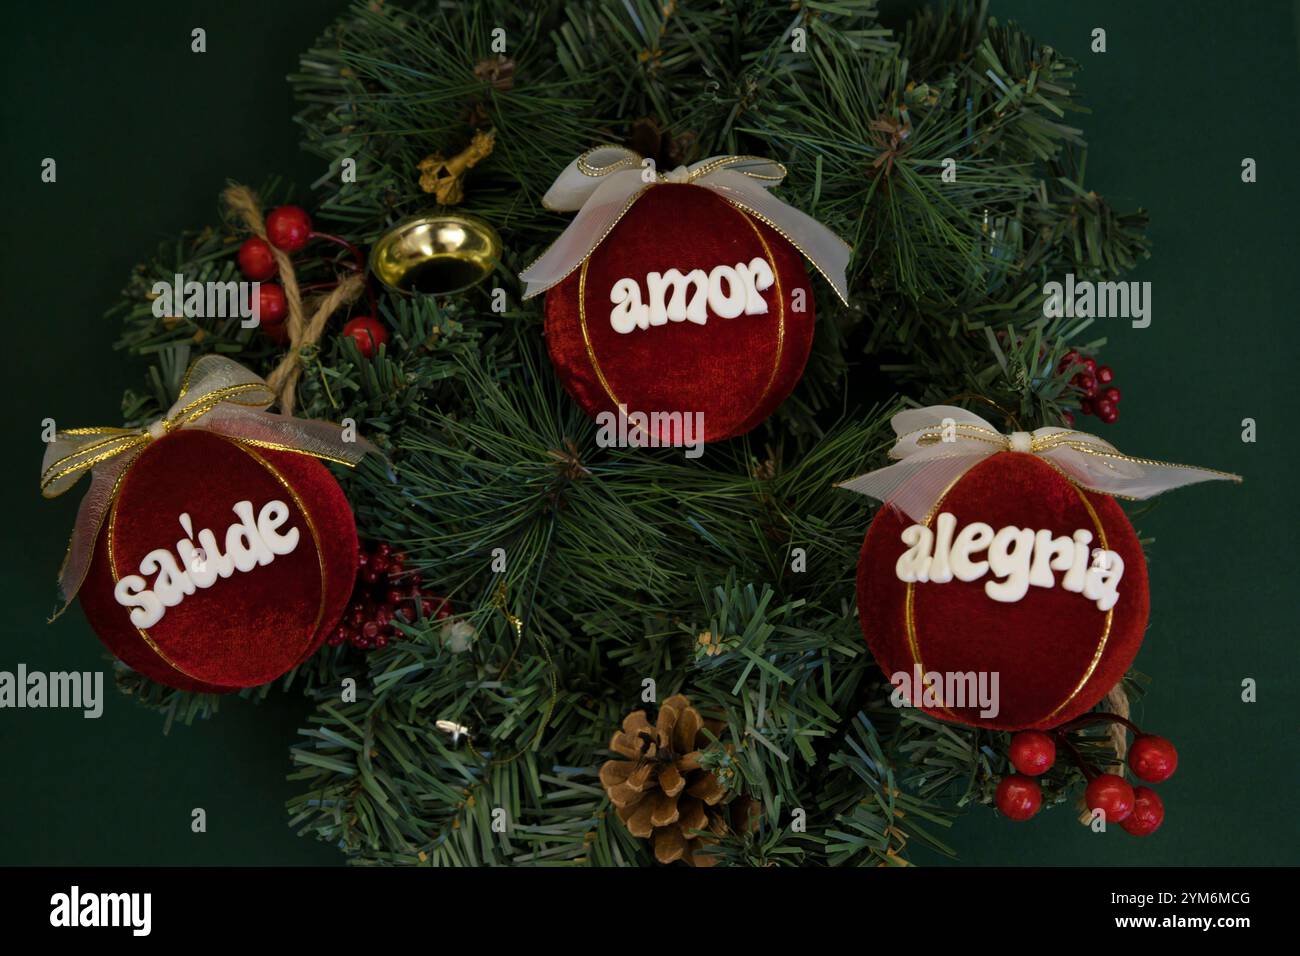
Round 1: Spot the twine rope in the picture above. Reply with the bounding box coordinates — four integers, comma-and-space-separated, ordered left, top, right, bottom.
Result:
222, 184, 365, 414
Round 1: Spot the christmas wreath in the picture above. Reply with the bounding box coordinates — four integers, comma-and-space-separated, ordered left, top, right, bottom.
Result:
42, 0, 1239, 865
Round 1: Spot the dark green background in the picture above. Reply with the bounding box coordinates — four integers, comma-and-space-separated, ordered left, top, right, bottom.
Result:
2, 1, 1295, 866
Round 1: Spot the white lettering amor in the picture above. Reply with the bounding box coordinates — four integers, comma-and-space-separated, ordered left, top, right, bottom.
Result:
609, 257, 775, 333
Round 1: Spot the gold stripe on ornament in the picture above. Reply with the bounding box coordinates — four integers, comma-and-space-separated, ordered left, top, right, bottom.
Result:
740, 211, 786, 415
901, 467, 969, 723
235, 442, 330, 654
1036, 466, 1114, 726
902, 457, 1114, 727
107, 453, 202, 683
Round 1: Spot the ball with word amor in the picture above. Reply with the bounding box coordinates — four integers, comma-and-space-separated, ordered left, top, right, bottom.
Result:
543, 183, 816, 445
856, 451, 1149, 730
76, 429, 358, 692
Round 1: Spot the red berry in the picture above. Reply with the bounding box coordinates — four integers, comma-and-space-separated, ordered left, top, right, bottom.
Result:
1096, 365, 1114, 385
1120, 787, 1165, 837
1076, 372, 1098, 398
1103, 386, 1121, 403
1128, 735, 1178, 783
261, 322, 289, 346
1085, 773, 1135, 823
995, 775, 1042, 821
1095, 398, 1116, 420
1008, 731, 1056, 776
1080, 398, 1095, 415
342, 316, 389, 358
1082, 357, 1097, 374
1099, 406, 1119, 425
266, 205, 313, 252
237, 237, 277, 280
258, 282, 287, 326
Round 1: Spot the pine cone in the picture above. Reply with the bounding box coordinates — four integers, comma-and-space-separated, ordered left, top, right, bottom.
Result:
599, 694, 753, 865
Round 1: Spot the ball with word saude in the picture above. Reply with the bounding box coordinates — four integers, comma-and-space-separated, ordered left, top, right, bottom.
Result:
856, 451, 1150, 730
76, 429, 358, 692
543, 183, 816, 445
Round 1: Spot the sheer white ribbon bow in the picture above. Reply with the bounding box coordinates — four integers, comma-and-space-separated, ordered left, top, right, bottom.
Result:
518, 146, 851, 303
838, 405, 1241, 522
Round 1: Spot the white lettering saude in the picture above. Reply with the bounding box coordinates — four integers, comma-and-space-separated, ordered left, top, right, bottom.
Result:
112, 501, 300, 628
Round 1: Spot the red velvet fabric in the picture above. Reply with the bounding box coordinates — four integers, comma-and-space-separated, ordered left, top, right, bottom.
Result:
544, 183, 815, 443
856, 452, 1149, 730
77, 429, 357, 692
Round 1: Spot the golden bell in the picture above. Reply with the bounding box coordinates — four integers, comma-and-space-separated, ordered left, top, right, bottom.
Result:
369, 213, 502, 296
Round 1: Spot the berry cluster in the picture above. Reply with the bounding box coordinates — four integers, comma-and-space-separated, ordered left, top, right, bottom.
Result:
995, 724, 1177, 837
235, 204, 389, 357
328, 542, 451, 651
1058, 351, 1122, 425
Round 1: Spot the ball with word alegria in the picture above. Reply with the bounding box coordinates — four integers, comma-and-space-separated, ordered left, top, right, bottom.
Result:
856, 451, 1149, 730
77, 429, 357, 691
543, 183, 816, 445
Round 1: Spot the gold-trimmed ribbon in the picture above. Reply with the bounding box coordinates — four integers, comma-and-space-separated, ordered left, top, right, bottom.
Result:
838, 404, 1241, 522
41, 355, 377, 607
518, 145, 851, 304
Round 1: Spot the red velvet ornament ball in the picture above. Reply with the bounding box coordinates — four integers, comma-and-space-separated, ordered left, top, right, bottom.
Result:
857, 452, 1149, 730
266, 205, 313, 252
1120, 786, 1165, 836
342, 316, 388, 357
995, 775, 1042, 821
237, 237, 277, 281
1128, 734, 1178, 783
544, 183, 815, 444
1085, 773, 1136, 823
1009, 730, 1057, 776
77, 429, 358, 692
